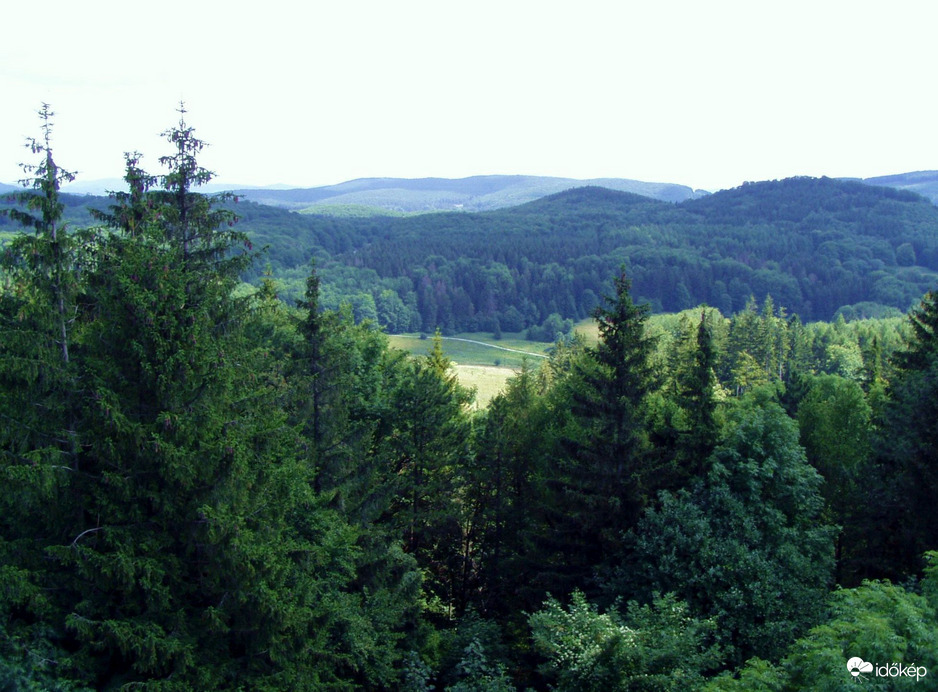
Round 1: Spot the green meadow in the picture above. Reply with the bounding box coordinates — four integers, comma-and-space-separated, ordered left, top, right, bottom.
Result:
388, 332, 551, 369
388, 332, 552, 407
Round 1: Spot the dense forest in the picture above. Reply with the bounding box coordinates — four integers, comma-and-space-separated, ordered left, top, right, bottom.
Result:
315, 179, 938, 334
3, 110, 938, 689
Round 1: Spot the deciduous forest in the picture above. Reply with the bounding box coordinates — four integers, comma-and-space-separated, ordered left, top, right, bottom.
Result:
2, 111, 938, 690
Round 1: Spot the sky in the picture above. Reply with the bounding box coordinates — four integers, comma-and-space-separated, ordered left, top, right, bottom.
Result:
2, 0, 937, 193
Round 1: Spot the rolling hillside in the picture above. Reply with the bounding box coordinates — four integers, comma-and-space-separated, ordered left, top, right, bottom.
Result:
229, 174, 707, 212
860, 170, 938, 204
297, 178, 938, 331
4, 176, 938, 334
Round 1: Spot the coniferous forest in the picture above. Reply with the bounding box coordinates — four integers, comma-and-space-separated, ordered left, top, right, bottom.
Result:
3, 110, 938, 690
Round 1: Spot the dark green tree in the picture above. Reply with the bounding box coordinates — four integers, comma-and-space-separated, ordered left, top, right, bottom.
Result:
2, 104, 77, 364
797, 374, 872, 584
0, 104, 86, 690
542, 270, 657, 596
872, 289, 938, 578
390, 340, 473, 616
671, 309, 722, 480
58, 119, 366, 688
2, 111, 418, 689
90, 151, 157, 237
152, 103, 248, 275
287, 263, 426, 683
466, 359, 556, 618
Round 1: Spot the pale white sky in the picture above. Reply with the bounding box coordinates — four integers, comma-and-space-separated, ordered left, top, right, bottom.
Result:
2, 0, 937, 192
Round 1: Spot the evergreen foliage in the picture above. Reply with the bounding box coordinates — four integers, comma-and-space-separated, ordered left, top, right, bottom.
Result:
4, 106, 938, 690
0, 108, 420, 690
616, 393, 837, 666
537, 272, 657, 597
871, 289, 938, 578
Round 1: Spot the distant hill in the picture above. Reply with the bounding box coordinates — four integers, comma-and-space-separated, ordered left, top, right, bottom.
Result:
4, 176, 938, 331
15, 169, 938, 211
230, 175, 708, 212
859, 171, 938, 205
57, 179, 295, 197
59, 178, 126, 195
286, 177, 938, 330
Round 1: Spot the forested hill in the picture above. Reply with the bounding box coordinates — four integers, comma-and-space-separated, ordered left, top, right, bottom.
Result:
4, 176, 938, 332
281, 177, 938, 333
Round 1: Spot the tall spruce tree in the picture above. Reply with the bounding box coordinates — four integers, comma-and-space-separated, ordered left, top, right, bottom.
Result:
674, 309, 721, 478
542, 270, 657, 596
57, 115, 331, 688
872, 289, 938, 578
0, 104, 85, 687
467, 359, 556, 618
1, 110, 418, 688
287, 263, 426, 683
383, 336, 473, 616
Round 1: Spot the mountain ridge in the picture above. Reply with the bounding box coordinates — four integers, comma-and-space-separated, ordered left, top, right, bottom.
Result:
858, 170, 938, 204
31, 169, 938, 212
228, 174, 708, 212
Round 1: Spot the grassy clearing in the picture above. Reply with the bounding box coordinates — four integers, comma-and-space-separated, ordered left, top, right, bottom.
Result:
455, 364, 516, 409
573, 317, 600, 344
388, 331, 551, 406
388, 332, 551, 369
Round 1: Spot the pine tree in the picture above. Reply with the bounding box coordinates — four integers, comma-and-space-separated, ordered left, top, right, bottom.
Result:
143, 103, 253, 294
53, 118, 324, 687
3, 104, 77, 364
894, 290, 938, 372
467, 359, 554, 617
572, 270, 656, 486
90, 151, 157, 237
288, 265, 427, 677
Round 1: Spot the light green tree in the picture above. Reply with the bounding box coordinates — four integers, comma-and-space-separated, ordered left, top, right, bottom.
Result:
529, 591, 721, 691
706, 552, 938, 691
615, 392, 836, 666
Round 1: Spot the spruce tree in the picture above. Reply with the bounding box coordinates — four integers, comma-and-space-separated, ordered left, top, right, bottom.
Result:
674, 309, 721, 478
467, 359, 557, 619
384, 336, 473, 615
3, 104, 77, 364
0, 104, 85, 687
872, 289, 938, 578
572, 270, 657, 504
543, 270, 657, 596
1, 110, 415, 688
